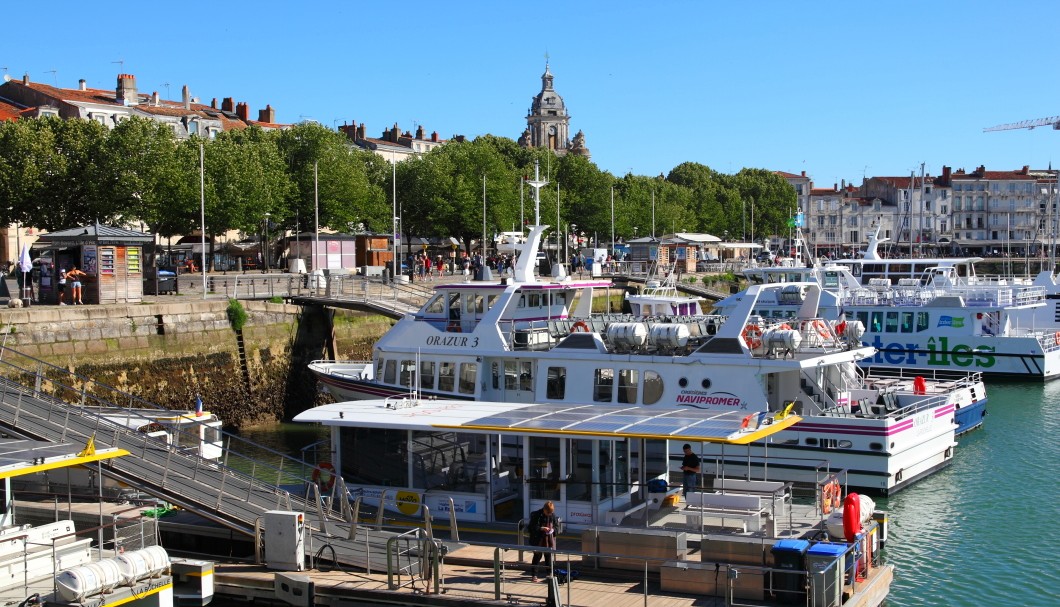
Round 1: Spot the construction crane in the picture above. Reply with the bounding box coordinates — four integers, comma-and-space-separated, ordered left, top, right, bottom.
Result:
984, 116, 1060, 132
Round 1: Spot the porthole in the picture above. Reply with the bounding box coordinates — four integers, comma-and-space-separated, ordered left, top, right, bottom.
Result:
869, 442, 884, 451
838, 440, 852, 449
805, 438, 819, 446
678, 378, 688, 388
701, 379, 711, 390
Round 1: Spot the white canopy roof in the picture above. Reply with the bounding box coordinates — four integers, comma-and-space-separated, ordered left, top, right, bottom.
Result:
294, 398, 800, 445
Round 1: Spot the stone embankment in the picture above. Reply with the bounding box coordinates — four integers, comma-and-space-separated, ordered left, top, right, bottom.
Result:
0, 301, 391, 428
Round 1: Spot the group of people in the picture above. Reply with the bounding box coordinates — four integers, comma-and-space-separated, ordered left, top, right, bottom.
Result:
56, 266, 86, 305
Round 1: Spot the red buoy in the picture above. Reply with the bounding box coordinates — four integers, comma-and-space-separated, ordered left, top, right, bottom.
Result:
843, 492, 861, 542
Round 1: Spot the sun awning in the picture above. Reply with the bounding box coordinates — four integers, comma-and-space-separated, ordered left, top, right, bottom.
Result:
294, 399, 801, 445
0, 439, 127, 480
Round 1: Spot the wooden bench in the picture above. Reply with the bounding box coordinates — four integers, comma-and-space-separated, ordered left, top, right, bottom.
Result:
583, 528, 687, 572
682, 492, 765, 532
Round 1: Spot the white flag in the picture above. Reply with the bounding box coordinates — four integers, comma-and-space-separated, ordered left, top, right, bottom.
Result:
18, 244, 31, 273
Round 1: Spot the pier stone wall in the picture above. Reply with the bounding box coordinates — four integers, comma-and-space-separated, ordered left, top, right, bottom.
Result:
0, 301, 346, 427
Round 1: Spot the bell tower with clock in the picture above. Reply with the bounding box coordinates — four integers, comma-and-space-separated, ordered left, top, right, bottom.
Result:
521, 60, 572, 154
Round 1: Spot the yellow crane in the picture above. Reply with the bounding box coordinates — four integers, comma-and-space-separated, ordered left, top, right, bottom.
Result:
984, 116, 1060, 132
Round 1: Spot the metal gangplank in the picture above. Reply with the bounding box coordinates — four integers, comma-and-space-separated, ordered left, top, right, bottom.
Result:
0, 345, 451, 571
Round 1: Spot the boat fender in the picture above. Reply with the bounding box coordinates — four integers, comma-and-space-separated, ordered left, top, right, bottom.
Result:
312, 462, 337, 491
1055, 331, 1060, 346
843, 492, 861, 542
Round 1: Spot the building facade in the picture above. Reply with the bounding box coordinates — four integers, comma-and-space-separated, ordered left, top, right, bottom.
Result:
518, 63, 590, 160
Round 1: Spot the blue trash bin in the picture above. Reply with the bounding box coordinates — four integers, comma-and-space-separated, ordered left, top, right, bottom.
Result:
771, 539, 810, 604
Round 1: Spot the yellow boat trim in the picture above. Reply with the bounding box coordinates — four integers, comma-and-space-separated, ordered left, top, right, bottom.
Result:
438, 414, 802, 445
0, 448, 129, 480
181, 569, 215, 577
91, 581, 173, 606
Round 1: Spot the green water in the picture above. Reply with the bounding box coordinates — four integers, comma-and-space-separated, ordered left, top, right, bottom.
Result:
882, 382, 1060, 606
231, 386, 1057, 606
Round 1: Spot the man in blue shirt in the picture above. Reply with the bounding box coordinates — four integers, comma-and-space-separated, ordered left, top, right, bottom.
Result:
680, 444, 700, 496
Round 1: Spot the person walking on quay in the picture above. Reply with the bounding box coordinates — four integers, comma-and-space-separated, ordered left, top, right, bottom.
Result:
681, 443, 700, 496
66, 267, 87, 305
528, 501, 557, 582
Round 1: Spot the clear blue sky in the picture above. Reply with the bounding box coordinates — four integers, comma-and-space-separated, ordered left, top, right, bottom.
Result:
3, 1, 1057, 187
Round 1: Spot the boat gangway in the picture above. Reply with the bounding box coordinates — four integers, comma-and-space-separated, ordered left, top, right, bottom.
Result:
0, 345, 452, 570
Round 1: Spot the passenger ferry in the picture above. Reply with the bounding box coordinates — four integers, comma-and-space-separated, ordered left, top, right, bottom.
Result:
731, 255, 1060, 387
625, 263, 704, 316
310, 223, 985, 494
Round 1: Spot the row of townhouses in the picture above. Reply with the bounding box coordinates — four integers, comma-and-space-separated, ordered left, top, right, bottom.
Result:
779, 165, 1060, 257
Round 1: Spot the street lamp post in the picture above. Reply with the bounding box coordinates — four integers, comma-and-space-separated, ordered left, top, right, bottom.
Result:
263, 212, 270, 273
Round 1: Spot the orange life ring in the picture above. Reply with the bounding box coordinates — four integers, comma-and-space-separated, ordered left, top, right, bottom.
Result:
741, 324, 763, 349
1054, 331, 1060, 346
812, 319, 829, 339
312, 462, 337, 491
822, 480, 841, 514
572, 321, 591, 333
777, 323, 792, 330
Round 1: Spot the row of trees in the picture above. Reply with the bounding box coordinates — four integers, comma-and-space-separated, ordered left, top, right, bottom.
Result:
0, 117, 798, 255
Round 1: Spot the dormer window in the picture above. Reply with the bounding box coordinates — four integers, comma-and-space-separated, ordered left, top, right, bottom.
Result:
188, 120, 199, 136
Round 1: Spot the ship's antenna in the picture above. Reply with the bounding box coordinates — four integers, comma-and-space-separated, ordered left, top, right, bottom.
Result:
526, 159, 549, 225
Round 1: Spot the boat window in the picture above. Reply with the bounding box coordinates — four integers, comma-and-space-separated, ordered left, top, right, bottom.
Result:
856, 311, 869, 328
473, 295, 486, 313
885, 312, 898, 333
439, 362, 456, 392
399, 360, 416, 387
424, 294, 445, 315
917, 312, 930, 332
643, 371, 663, 404
518, 294, 526, 308
487, 294, 499, 310
618, 369, 638, 404
528, 293, 542, 308
552, 291, 567, 306
504, 361, 519, 390
383, 360, 397, 384
870, 312, 883, 333
900, 312, 914, 333
420, 361, 435, 390
823, 272, 839, 288
546, 367, 566, 399
593, 368, 614, 402
464, 294, 476, 313
458, 363, 477, 395
492, 362, 500, 389
520, 361, 533, 391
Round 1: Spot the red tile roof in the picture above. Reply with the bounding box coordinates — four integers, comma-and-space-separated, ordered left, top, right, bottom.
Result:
951, 170, 1034, 181
0, 99, 22, 121
870, 176, 929, 188
775, 170, 809, 179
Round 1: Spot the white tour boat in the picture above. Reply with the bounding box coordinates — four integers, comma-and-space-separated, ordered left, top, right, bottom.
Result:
310, 221, 985, 494
625, 262, 704, 317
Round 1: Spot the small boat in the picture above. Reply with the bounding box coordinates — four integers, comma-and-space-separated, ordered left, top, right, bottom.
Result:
625, 263, 704, 317
0, 437, 214, 606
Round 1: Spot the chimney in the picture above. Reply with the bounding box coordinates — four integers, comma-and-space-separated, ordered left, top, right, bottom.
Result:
258, 104, 275, 123
391, 123, 400, 142
801, 170, 806, 177
236, 102, 249, 121
152, 91, 160, 105
116, 74, 138, 106
841, 179, 846, 189
431, 131, 438, 142
221, 97, 234, 112
416, 125, 425, 139
211, 98, 217, 109
1022, 165, 1030, 175
834, 183, 838, 191
942, 166, 951, 184
182, 85, 190, 110
22, 73, 29, 85
78, 79, 87, 91
357, 124, 366, 139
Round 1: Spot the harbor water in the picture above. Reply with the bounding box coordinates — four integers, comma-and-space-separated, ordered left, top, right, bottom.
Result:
882, 381, 1059, 606
232, 383, 1059, 606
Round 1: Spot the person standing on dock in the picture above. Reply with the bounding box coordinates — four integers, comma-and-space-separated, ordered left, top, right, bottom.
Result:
528, 500, 557, 582
681, 444, 700, 496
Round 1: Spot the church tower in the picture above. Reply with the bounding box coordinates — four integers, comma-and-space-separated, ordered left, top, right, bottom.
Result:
521, 61, 571, 154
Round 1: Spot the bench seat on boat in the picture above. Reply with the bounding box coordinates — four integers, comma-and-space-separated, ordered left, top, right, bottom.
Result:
682, 492, 766, 532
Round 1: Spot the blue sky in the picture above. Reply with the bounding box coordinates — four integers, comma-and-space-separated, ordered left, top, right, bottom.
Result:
3, 1, 1057, 187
